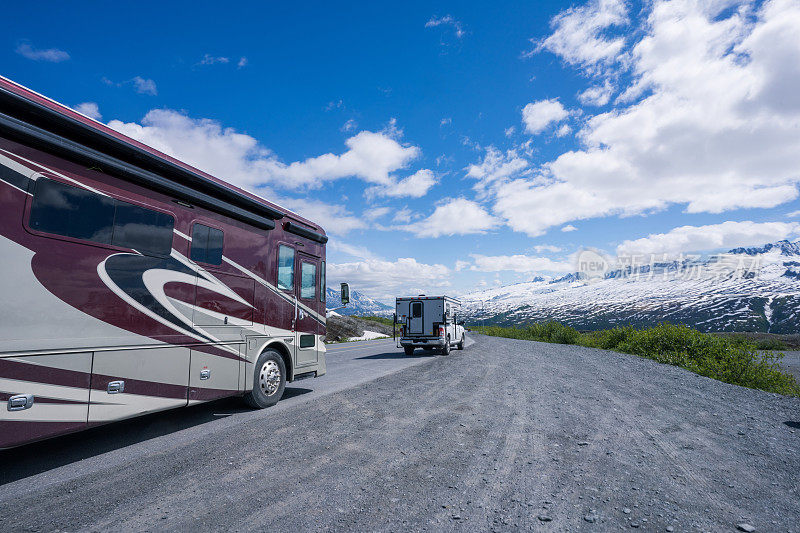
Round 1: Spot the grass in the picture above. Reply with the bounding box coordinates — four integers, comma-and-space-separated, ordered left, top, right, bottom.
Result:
474, 322, 800, 397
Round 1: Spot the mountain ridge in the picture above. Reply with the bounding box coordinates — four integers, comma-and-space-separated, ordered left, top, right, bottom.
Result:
325, 287, 393, 317
459, 240, 800, 333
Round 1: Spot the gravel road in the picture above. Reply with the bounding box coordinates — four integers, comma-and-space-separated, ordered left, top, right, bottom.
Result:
780, 351, 800, 382
1, 334, 798, 532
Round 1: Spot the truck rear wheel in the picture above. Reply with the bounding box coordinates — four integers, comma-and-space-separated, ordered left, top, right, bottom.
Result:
457, 334, 464, 350
243, 349, 286, 408
441, 336, 451, 356
404, 346, 415, 356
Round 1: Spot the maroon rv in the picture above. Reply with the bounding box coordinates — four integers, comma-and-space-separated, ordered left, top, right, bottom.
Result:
0, 77, 329, 449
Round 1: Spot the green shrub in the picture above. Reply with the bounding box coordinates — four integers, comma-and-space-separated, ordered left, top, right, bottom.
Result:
587, 326, 635, 350
475, 322, 800, 397
756, 338, 788, 351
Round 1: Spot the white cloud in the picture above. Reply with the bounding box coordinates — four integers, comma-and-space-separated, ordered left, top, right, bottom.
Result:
392, 207, 414, 223
470, 254, 572, 273
109, 109, 421, 191
340, 119, 358, 132
616, 220, 800, 257
399, 198, 500, 238
504, 126, 516, 137
199, 54, 230, 65
271, 195, 365, 236
465, 146, 529, 196
425, 15, 466, 39
561, 224, 578, 232
555, 124, 572, 137
15, 42, 70, 62
440, 117, 452, 126
532, 0, 628, 74
267, 129, 420, 188
327, 240, 380, 261
370, 169, 438, 198
454, 260, 471, 271
578, 80, 614, 105
238, 57, 248, 68
521, 99, 569, 134
788, 210, 800, 218
72, 102, 102, 121
328, 258, 450, 300
533, 244, 563, 253
496, 0, 800, 237
109, 109, 278, 189
132, 76, 157, 95
363, 206, 391, 221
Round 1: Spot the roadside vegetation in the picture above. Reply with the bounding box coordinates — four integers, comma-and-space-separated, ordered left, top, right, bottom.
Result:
325, 315, 396, 343
474, 322, 800, 397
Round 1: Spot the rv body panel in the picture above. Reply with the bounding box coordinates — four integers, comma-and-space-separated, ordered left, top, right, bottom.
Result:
0, 78, 329, 448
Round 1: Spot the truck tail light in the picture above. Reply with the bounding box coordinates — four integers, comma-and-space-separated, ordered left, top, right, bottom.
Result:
439, 326, 445, 338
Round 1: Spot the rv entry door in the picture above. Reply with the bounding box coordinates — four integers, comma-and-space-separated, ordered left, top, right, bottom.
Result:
409, 300, 424, 335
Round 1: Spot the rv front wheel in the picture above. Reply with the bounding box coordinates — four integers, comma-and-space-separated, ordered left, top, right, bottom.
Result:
243, 349, 286, 408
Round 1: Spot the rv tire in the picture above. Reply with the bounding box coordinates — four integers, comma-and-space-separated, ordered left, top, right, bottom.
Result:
243, 349, 286, 409
404, 346, 415, 356
457, 334, 464, 350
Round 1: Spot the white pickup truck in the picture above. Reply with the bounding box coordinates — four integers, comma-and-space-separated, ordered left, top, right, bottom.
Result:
395, 295, 466, 355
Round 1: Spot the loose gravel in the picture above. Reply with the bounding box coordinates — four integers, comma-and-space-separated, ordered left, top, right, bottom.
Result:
0, 334, 798, 532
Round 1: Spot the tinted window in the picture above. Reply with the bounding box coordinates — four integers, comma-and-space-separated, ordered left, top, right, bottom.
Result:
30, 178, 174, 255
412, 302, 422, 318
300, 334, 315, 348
320, 261, 326, 302
277, 245, 294, 290
301, 262, 316, 299
113, 201, 174, 256
30, 178, 115, 244
190, 223, 224, 265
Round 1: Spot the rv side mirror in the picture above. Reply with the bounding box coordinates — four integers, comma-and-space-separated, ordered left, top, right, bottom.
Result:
340, 283, 350, 305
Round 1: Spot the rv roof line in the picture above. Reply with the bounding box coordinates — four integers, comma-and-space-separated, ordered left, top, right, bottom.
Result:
0, 80, 305, 226
0, 112, 276, 231
395, 295, 462, 304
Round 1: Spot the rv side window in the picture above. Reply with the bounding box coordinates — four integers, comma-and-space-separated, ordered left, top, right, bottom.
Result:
30, 178, 115, 244
277, 245, 295, 290
412, 302, 422, 318
190, 223, 224, 265
301, 262, 316, 299
114, 201, 175, 256
30, 177, 174, 255
320, 261, 326, 302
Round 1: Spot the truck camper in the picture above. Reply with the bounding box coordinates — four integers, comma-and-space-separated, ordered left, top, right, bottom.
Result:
0, 77, 337, 448
395, 295, 466, 355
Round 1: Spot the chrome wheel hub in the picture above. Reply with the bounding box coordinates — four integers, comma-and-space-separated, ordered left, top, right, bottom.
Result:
259, 360, 281, 396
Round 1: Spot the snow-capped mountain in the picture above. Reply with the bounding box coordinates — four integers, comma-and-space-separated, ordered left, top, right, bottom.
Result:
460, 240, 800, 333
325, 287, 394, 317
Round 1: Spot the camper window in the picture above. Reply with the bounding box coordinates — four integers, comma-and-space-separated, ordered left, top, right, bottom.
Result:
301, 262, 316, 299
278, 245, 295, 290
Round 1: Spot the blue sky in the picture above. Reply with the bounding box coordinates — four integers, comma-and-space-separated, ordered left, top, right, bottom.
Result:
3, 0, 800, 301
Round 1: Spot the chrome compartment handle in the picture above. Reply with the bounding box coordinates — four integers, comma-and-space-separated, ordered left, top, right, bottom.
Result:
7, 394, 34, 411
